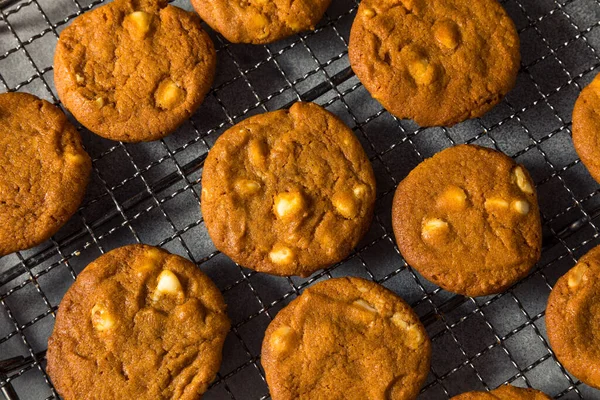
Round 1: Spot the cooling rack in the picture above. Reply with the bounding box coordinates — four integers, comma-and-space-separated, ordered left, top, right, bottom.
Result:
1, 0, 600, 398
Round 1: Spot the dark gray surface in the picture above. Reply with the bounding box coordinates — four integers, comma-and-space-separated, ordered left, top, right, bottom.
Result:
1, 0, 600, 398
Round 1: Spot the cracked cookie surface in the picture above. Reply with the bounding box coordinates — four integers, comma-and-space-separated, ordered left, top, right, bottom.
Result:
392, 145, 541, 296
572, 73, 600, 185
261, 277, 431, 400
349, 0, 520, 126
451, 385, 551, 399
47, 244, 230, 400
54, 0, 216, 142
546, 245, 600, 390
0, 92, 91, 256
190, 0, 332, 44
201, 102, 376, 277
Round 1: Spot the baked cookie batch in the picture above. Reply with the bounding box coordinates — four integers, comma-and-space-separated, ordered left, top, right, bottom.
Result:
0, 0, 598, 398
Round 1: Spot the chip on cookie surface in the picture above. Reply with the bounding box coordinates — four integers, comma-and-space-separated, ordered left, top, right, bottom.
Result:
261, 277, 431, 399
201, 102, 376, 277
47, 244, 230, 400
349, 0, 520, 126
0, 92, 91, 256
392, 145, 542, 296
54, 0, 216, 142
546, 245, 600, 390
190, 0, 332, 44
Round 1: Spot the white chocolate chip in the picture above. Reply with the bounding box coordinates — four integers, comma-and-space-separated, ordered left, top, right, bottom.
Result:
353, 299, 378, 313
250, 13, 269, 39
353, 184, 369, 199
91, 304, 115, 331
485, 197, 510, 210
434, 21, 460, 50
391, 313, 423, 349
156, 79, 185, 110
332, 191, 359, 219
153, 269, 183, 301
75, 74, 85, 84
248, 139, 268, 170
568, 264, 588, 289
391, 312, 409, 330
362, 8, 376, 17
235, 179, 261, 196
274, 191, 305, 219
409, 58, 436, 85
125, 11, 152, 37
511, 199, 530, 215
94, 97, 105, 108
421, 218, 449, 242
270, 325, 298, 357
269, 244, 295, 265
65, 152, 86, 165
513, 166, 534, 195
438, 186, 467, 210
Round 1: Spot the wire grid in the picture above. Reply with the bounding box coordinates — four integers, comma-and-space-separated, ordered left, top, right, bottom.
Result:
1, 0, 600, 398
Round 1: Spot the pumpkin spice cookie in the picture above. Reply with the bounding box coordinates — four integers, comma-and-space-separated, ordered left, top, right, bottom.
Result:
392, 145, 542, 297
54, 0, 216, 142
201, 102, 376, 277
261, 277, 431, 400
572, 73, 600, 184
349, 0, 520, 126
47, 244, 230, 400
451, 385, 552, 399
546, 245, 600, 389
190, 0, 332, 44
0, 92, 91, 256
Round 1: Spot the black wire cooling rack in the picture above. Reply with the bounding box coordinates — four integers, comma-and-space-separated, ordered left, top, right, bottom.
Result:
2, 0, 600, 398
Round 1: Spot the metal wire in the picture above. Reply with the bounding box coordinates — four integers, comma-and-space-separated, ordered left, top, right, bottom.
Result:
1, 0, 600, 398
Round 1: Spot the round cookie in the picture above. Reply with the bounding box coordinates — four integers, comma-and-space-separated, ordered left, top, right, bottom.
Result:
261, 277, 431, 399
54, 0, 216, 142
451, 385, 551, 399
546, 245, 600, 389
201, 102, 376, 277
0, 92, 91, 256
348, 0, 520, 127
392, 145, 542, 297
190, 0, 332, 44
572, 73, 600, 184
47, 244, 230, 400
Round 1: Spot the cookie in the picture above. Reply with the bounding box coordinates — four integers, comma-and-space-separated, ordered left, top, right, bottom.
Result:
190, 0, 332, 44
572, 72, 600, 184
54, 0, 216, 142
451, 385, 552, 399
0, 92, 91, 256
546, 245, 600, 389
47, 244, 230, 400
261, 277, 431, 399
201, 102, 376, 277
348, 0, 520, 127
392, 145, 542, 296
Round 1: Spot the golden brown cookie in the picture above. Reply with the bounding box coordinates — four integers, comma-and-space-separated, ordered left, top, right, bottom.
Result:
546, 245, 600, 390
47, 244, 230, 400
572, 73, 600, 184
54, 0, 216, 142
261, 277, 431, 399
451, 385, 552, 399
190, 0, 332, 44
392, 145, 542, 296
201, 102, 376, 277
348, 0, 520, 127
0, 92, 91, 256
